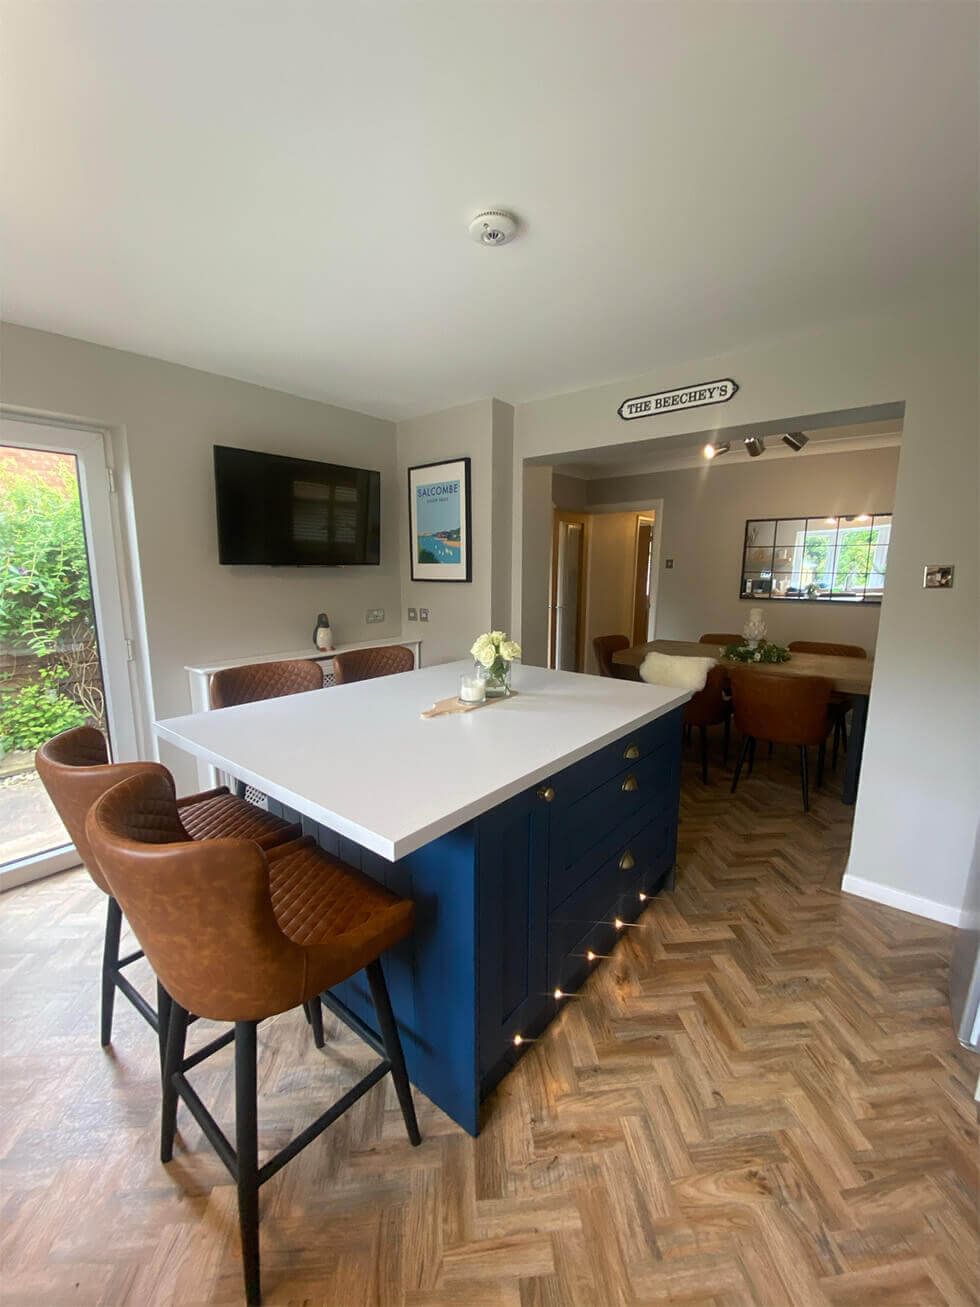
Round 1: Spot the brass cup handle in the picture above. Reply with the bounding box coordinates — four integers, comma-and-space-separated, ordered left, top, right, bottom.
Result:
623, 743, 640, 760
537, 785, 556, 803
619, 849, 635, 870
621, 773, 639, 793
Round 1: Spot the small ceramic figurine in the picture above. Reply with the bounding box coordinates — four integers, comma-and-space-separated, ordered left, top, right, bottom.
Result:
313, 612, 334, 651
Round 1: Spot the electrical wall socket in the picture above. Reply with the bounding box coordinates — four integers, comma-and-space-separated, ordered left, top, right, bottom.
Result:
366, 608, 385, 624
419, 608, 430, 622
407, 607, 418, 621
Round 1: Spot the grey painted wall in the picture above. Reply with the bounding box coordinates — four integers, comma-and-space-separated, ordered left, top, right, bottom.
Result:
585, 445, 900, 651
511, 288, 979, 922
1, 324, 400, 789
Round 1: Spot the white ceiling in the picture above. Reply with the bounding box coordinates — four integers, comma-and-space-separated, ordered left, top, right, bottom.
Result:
2, 3, 977, 420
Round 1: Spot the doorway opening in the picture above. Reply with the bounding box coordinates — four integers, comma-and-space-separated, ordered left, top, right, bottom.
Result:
548, 506, 660, 673
0, 418, 139, 888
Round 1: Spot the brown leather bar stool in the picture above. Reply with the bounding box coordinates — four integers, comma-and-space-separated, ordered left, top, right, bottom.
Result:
35, 726, 300, 1052
788, 641, 867, 769
728, 672, 833, 813
209, 657, 324, 709
86, 769, 421, 1307
209, 658, 324, 808
332, 644, 415, 684
592, 633, 631, 678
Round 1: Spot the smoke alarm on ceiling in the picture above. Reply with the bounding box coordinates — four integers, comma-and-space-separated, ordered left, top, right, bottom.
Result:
468, 210, 518, 246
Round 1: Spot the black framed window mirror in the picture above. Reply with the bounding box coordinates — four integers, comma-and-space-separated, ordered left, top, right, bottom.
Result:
741, 514, 892, 603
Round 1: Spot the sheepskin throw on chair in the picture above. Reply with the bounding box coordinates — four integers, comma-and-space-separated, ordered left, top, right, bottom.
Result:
639, 652, 716, 693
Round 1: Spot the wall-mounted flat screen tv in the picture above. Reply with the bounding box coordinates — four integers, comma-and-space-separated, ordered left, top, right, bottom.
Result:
214, 444, 381, 566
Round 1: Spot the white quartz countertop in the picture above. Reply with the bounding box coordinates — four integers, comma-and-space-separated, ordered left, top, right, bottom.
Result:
156, 661, 688, 861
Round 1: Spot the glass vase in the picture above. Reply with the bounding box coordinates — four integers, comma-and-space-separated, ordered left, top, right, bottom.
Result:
478, 658, 512, 698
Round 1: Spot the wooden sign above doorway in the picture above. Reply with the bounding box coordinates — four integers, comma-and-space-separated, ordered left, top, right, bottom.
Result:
617, 378, 739, 421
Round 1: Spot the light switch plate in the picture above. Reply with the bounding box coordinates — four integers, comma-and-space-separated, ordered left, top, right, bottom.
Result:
419, 608, 430, 622
923, 565, 954, 589
407, 607, 418, 621
366, 608, 385, 623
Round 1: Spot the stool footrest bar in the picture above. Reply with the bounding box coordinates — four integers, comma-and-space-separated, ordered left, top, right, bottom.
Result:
181, 1027, 236, 1072
114, 972, 158, 1030
319, 991, 386, 1058
172, 1072, 238, 1178
257, 1060, 390, 1187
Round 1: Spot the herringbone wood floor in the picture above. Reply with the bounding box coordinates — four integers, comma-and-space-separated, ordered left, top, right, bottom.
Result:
1, 746, 977, 1306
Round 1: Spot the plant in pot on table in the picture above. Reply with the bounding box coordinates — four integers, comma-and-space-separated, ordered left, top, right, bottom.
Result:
471, 631, 521, 698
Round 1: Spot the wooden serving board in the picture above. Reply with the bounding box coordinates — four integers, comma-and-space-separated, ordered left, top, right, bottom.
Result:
421, 691, 518, 719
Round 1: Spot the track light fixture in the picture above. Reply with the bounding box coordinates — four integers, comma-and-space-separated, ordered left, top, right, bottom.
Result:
781, 431, 809, 452
702, 441, 731, 459
744, 436, 766, 458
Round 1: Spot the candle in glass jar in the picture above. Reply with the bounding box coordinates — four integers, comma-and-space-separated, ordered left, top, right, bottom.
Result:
458, 673, 486, 704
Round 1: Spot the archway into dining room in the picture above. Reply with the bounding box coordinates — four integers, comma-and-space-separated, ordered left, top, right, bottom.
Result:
520, 402, 908, 901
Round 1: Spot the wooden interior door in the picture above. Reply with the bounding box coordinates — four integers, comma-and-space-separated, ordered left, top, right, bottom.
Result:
549, 512, 588, 671
631, 517, 654, 646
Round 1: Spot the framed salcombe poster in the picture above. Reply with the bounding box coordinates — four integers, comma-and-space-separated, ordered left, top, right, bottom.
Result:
408, 457, 472, 582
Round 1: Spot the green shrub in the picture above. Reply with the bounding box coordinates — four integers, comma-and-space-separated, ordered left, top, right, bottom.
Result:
0, 681, 88, 752
0, 460, 92, 657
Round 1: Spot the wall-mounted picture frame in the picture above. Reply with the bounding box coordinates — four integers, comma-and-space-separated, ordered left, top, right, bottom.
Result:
408, 457, 472, 582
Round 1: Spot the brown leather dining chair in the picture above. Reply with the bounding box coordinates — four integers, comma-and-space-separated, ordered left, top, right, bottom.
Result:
86, 768, 421, 1307
787, 641, 867, 769
699, 632, 742, 648
332, 644, 415, 684
209, 657, 324, 708
35, 726, 300, 1052
592, 633, 631, 678
728, 671, 833, 813
684, 664, 731, 783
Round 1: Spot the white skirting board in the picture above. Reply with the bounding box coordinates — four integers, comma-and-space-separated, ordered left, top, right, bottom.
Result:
841, 872, 976, 929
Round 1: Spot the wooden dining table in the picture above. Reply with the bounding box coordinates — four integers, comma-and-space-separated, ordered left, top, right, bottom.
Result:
613, 639, 872, 804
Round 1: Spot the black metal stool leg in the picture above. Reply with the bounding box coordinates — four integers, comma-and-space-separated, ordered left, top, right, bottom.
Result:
157, 981, 173, 1072
730, 736, 751, 794
304, 998, 325, 1049
100, 896, 123, 1047
235, 1021, 261, 1306
747, 737, 757, 778
366, 960, 421, 1146
799, 746, 810, 813
161, 1002, 188, 1163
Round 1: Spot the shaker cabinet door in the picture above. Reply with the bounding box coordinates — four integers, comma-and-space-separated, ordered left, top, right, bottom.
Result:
477, 783, 551, 1077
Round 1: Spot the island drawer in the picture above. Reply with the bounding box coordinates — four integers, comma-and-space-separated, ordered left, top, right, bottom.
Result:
549, 791, 665, 911
549, 740, 678, 902
547, 814, 674, 981
551, 708, 683, 809
552, 858, 672, 998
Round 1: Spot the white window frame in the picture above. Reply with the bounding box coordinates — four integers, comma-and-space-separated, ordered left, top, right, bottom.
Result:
1, 416, 141, 889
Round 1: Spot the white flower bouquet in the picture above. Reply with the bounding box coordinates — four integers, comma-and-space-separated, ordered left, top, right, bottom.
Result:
470, 630, 521, 697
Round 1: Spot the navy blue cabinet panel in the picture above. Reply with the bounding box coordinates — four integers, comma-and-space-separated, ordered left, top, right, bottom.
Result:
271, 802, 481, 1135
270, 705, 684, 1137
476, 785, 550, 1078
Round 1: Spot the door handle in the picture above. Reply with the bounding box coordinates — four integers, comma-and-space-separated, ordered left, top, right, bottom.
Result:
537, 785, 556, 803
623, 742, 640, 760
621, 774, 639, 793
618, 849, 635, 870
